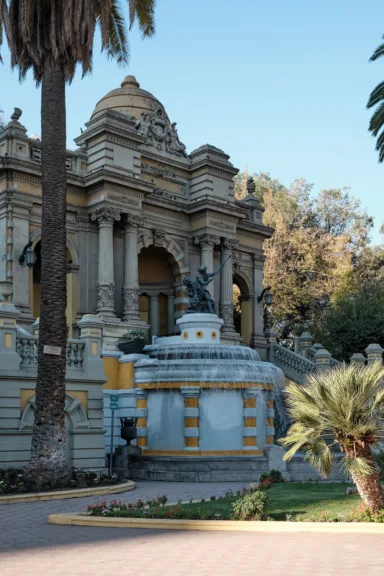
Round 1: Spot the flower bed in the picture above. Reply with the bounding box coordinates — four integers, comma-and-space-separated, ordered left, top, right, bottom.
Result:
85, 481, 384, 523
0, 468, 119, 496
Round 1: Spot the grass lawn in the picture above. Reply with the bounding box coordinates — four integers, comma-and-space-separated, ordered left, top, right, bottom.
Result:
93, 483, 368, 522
172, 483, 362, 521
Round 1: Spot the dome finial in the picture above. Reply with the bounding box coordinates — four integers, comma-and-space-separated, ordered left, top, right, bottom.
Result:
121, 75, 140, 88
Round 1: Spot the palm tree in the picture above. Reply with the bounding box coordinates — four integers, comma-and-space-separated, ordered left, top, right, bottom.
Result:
280, 362, 384, 510
367, 35, 384, 162
1, 0, 156, 485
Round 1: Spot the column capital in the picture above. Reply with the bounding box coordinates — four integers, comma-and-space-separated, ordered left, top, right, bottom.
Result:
194, 234, 220, 248
90, 206, 121, 226
125, 214, 145, 230
221, 238, 239, 252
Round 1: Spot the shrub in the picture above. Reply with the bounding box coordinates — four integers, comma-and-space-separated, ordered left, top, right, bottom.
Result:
350, 503, 384, 523
259, 470, 284, 484
232, 490, 268, 521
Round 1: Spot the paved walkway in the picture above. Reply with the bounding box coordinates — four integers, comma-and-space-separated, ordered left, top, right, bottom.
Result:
1, 481, 383, 575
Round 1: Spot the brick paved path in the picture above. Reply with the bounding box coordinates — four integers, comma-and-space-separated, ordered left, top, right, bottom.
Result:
1, 481, 383, 575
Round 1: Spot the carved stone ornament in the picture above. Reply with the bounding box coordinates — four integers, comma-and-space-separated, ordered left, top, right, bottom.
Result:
97, 282, 115, 310
153, 229, 167, 246
123, 286, 140, 312
220, 302, 234, 326
194, 234, 221, 248
222, 238, 239, 252
91, 207, 121, 225
135, 108, 188, 158
126, 214, 145, 229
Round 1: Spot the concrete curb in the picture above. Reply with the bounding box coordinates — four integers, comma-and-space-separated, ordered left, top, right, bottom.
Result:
48, 513, 384, 533
0, 481, 135, 505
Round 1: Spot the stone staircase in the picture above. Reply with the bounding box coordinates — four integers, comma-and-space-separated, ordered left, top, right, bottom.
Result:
264, 325, 383, 385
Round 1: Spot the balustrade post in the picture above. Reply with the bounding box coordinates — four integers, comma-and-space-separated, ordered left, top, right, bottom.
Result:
77, 314, 105, 376
264, 328, 278, 362
32, 317, 40, 337
365, 343, 384, 365
0, 295, 21, 371
350, 352, 366, 366
298, 321, 314, 359
314, 347, 332, 373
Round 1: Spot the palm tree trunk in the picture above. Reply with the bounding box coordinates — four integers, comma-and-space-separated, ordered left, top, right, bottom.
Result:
348, 446, 384, 511
27, 66, 70, 486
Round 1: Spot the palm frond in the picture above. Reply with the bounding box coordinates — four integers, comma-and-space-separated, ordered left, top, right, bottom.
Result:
367, 81, 384, 109
342, 454, 376, 478
280, 362, 384, 478
370, 37, 384, 61
128, 0, 156, 37
98, 0, 129, 66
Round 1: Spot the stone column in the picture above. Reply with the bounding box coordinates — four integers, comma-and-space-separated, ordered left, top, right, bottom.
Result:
250, 254, 268, 359
180, 387, 200, 451
167, 293, 175, 333
219, 238, 238, 334
91, 207, 121, 317
242, 389, 258, 450
136, 389, 148, 449
194, 234, 220, 297
149, 294, 159, 338
122, 215, 144, 323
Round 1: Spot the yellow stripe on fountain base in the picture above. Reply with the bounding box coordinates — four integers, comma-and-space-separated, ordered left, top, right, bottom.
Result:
141, 449, 263, 457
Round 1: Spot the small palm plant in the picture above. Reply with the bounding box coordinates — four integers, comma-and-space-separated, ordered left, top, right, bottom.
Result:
280, 362, 384, 510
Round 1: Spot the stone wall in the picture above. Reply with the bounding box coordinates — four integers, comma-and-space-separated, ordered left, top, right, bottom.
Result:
0, 308, 107, 470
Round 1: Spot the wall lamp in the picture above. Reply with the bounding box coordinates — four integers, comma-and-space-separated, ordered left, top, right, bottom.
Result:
258, 286, 273, 305
19, 241, 36, 268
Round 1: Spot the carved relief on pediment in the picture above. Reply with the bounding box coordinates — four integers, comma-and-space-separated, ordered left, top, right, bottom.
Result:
136, 108, 188, 158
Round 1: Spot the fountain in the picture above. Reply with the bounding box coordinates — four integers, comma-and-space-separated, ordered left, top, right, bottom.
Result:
122, 263, 288, 482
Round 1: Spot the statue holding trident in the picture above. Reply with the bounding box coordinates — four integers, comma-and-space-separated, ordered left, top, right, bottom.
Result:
183, 256, 231, 314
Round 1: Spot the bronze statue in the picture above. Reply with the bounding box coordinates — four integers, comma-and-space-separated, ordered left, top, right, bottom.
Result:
183, 257, 230, 314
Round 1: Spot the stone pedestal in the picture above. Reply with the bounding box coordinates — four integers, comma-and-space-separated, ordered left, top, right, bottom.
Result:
114, 444, 141, 480
176, 312, 224, 344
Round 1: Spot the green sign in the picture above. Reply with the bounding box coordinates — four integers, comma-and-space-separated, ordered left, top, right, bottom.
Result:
110, 394, 119, 411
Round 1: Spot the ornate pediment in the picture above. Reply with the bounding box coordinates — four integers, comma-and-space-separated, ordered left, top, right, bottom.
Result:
135, 108, 188, 158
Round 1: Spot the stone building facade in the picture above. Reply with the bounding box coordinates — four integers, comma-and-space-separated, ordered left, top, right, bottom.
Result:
0, 75, 272, 385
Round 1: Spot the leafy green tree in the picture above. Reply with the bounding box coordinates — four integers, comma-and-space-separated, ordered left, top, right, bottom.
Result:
281, 362, 384, 511
235, 171, 375, 338
313, 282, 384, 362
1, 0, 156, 485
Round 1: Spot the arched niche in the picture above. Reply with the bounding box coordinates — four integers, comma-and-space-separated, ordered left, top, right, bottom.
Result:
233, 270, 253, 345
29, 231, 80, 335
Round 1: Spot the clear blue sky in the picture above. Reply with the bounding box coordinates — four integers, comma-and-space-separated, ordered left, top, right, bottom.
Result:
1, 0, 383, 243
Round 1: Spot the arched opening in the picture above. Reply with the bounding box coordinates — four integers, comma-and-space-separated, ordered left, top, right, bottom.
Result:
32, 241, 77, 336
138, 245, 177, 338
233, 273, 252, 346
